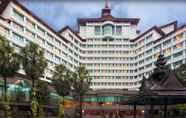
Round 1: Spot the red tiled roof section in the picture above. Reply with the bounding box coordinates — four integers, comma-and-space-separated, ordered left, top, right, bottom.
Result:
131, 26, 165, 42
0, 0, 68, 43
159, 21, 177, 29
58, 26, 86, 42
154, 23, 186, 43
78, 17, 140, 26
78, 1, 140, 26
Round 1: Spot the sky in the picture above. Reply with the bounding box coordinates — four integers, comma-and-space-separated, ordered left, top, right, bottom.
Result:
19, 0, 186, 32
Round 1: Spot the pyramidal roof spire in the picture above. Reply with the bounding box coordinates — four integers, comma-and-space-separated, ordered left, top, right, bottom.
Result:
102, 0, 111, 18
105, 0, 109, 8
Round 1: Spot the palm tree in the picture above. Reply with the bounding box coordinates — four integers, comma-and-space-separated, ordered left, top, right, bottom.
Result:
0, 36, 20, 101
20, 42, 47, 88
36, 80, 50, 105
20, 42, 47, 117
52, 64, 73, 117
72, 66, 91, 118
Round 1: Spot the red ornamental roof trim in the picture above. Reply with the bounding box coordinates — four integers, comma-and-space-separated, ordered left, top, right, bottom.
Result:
0, 0, 69, 43
131, 26, 165, 42
159, 21, 177, 30
78, 17, 140, 25
154, 23, 186, 43
58, 26, 86, 42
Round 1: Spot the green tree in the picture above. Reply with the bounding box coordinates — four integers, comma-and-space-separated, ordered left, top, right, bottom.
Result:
72, 66, 91, 118
20, 42, 47, 118
52, 64, 73, 118
0, 36, 20, 118
36, 80, 50, 105
175, 64, 186, 80
21, 42, 47, 88
0, 36, 20, 101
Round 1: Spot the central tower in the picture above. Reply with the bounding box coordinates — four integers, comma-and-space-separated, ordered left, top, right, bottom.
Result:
77, 0, 141, 89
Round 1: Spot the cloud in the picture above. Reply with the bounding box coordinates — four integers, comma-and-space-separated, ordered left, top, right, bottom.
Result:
20, 0, 186, 32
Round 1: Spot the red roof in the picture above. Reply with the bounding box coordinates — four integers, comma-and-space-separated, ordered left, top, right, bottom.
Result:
154, 23, 186, 43
78, 17, 140, 26
130, 26, 165, 42
58, 26, 86, 42
159, 21, 177, 29
78, 2, 139, 26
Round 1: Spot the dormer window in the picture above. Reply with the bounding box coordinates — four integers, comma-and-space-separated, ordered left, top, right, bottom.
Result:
103, 24, 114, 35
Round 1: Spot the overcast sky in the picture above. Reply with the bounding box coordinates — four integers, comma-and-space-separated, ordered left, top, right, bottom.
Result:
19, 0, 186, 32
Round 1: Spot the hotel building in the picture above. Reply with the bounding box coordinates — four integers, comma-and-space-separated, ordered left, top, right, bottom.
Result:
0, 0, 186, 90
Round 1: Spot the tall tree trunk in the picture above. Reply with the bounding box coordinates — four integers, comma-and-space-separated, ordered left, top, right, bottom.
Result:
79, 95, 82, 118
4, 77, 7, 101
62, 95, 65, 117
32, 79, 35, 88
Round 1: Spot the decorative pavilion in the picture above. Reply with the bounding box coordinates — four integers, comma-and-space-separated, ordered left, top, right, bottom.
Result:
128, 52, 186, 118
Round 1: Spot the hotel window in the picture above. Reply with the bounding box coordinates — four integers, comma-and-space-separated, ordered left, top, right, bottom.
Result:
146, 56, 152, 61
163, 39, 171, 46
173, 51, 183, 58
55, 55, 60, 62
173, 42, 183, 50
164, 48, 171, 55
146, 42, 153, 48
174, 33, 184, 42
46, 42, 53, 50
26, 19, 35, 29
146, 49, 152, 55
26, 29, 35, 39
13, 32, 24, 43
13, 9, 24, 21
146, 34, 153, 42
55, 39, 61, 46
145, 63, 152, 68
12, 21, 24, 32
0, 25, 9, 34
37, 26, 45, 35
38, 36, 45, 44
46, 51, 53, 58
103, 24, 114, 35
47, 33, 53, 42
154, 44, 161, 51
165, 56, 171, 62
95, 26, 101, 35
116, 26, 122, 35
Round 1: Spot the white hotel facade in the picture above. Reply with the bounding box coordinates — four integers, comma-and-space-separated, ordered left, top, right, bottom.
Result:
0, 0, 186, 90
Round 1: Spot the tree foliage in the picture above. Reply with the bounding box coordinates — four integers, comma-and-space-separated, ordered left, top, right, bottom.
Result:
0, 36, 20, 118
20, 42, 47, 118
72, 66, 91, 118
0, 36, 20, 78
175, 64, 186, 86
175, 64, 186, 80
36, 80, 50, 104
72, 66, 91, 97
20, 42, 47, 87
52, 64, 72, 97
52, 64, 73, 118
